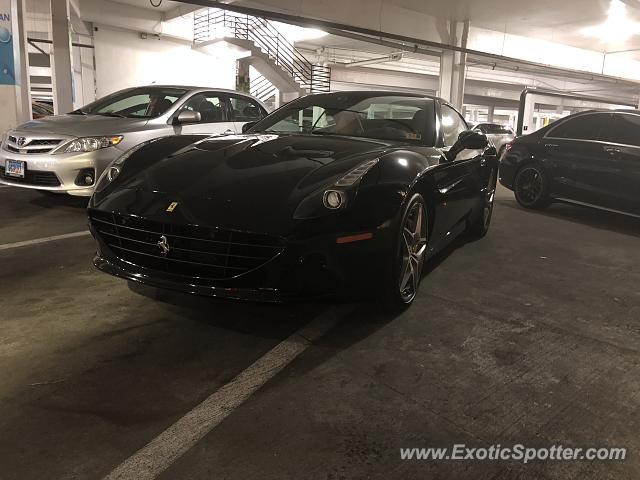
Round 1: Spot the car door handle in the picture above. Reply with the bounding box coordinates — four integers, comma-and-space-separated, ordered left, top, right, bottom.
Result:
438, 178, 464, 195
223, 129, 235, 135
545, 143, 559, 149
603, 146, 621, 156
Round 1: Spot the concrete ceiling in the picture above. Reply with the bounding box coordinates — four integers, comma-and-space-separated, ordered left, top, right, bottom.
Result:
214, 0, 640, 54
110, 0, 189, 13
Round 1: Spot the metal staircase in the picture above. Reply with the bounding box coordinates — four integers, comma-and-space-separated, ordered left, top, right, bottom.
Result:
249, 73, 278, 110
194, 9, 331, 95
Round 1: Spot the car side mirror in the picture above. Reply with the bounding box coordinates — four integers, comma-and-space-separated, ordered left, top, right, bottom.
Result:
445, 130, 489, 161
173, 110, 201, 126
242, 121, 257, 133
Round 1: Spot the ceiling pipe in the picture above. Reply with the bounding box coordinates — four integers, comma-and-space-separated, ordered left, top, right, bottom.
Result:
344, 52, 403, 68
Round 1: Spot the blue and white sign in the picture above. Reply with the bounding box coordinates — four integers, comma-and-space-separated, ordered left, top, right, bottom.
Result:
0, 0, 15, 85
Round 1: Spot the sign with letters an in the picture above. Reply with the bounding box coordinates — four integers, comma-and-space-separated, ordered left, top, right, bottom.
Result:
0, 0, 15, 85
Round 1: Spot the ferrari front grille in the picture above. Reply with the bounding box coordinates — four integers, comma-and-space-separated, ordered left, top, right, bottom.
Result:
89, 211, 285, 280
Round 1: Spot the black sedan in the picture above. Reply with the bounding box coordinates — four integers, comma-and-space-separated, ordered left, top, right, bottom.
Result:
500, 109, 640, 217
88, 91, 498, 308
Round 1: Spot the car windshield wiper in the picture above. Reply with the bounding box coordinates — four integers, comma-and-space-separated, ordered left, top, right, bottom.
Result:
310, 130, 345, 136
69, 109, 87, 115
260, 129, 302, 135
96, 112, 127, 118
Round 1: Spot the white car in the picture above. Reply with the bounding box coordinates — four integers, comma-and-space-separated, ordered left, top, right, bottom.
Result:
473, 123, 516, 157
0, 86, 268, 196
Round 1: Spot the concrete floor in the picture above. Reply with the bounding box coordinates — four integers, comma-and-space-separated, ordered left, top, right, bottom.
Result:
1, 184, 639, 480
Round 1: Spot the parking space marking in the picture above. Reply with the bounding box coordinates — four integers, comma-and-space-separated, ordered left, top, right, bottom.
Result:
103, 305, 351, 480
0, 230, 91, 251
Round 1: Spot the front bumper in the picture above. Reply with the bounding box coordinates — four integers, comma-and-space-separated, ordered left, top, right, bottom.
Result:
90, 218, 393, 302
0, 147, 125, 196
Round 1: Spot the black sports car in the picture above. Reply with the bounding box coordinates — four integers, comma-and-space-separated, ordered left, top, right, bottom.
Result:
88, 91, 498, 308
500, 109, 640, 216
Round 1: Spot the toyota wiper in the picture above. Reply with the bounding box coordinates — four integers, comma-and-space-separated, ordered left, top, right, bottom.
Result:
96, 112, 127, 118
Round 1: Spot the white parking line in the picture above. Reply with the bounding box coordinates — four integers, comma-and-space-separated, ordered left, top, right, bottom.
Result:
103, 305, 351, 480
0, 230, 91, 251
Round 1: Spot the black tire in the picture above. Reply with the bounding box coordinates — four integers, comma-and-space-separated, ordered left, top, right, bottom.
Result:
513, 163, 551, 210
468, 168, 497, 239
383, 193, 428, 310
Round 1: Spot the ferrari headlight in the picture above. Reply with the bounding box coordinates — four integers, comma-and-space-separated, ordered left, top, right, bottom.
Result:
57, 135, 123, 154
335, 158, 379, 186
319, 158, 379, 211
323, 190, 345, 209
94, 138, 160, 192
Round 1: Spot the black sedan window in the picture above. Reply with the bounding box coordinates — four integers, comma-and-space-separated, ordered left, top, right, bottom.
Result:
546, 113, 609, 141
252, 94, 437, 145
603, 113, 640, 147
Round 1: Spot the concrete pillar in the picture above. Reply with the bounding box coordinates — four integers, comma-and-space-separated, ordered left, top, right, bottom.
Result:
236, 58, 250, 93
50, 0, 74, 113
438, 20, 468, 112
487, 105, 495, 123
78, 42, 95, 106
522, 94, 535, 134
0, 0, 30, 134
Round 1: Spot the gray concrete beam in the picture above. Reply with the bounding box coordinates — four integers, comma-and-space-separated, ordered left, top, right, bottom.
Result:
50, 0, 74, 114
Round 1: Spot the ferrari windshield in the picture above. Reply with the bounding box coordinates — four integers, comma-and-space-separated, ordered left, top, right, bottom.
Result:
73, 87, 188, 118
252, 94, 437, 145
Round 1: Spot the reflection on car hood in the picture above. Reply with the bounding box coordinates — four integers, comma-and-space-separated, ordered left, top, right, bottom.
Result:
14, 114, 149, 136
104, 133, 394, 233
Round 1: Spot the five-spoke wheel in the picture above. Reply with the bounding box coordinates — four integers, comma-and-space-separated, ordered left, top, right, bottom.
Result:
399, 199, 428, 303
384, 194, 428, 309
514, 164, 550, 210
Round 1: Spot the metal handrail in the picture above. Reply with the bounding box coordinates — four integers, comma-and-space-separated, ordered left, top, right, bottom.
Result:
194, 9, 330, 93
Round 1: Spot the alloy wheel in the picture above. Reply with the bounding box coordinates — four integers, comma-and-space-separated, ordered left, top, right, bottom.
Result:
484, 170, 497, 228
398, 201, 428, 303
516, 167, 544, 206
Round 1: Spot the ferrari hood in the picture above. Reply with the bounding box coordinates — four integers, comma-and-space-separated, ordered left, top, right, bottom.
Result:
104, 134, 392, 233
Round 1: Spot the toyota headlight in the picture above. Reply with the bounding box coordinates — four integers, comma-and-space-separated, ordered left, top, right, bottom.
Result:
56, 135, 124, 154
94, 138, 161, 192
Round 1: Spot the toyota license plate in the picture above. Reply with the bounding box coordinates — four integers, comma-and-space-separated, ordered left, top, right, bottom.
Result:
5, 159, 25, 178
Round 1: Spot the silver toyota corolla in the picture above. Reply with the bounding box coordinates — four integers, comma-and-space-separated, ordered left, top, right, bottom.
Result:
0, 85, 268, 196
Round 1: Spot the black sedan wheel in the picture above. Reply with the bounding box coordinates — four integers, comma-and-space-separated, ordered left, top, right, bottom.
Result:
385, 194, 428, 309
514, 164, 551, 210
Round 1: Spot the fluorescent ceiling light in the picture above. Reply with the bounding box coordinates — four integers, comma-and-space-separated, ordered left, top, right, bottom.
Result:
272, 22, 328, 42
582, 0, 640, 44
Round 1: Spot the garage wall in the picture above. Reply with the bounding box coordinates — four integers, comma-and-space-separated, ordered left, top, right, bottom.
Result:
93, 27, 237, 97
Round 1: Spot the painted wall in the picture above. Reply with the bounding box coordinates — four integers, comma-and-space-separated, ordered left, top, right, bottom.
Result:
93, 27, 237, 98
0, 0, 16, 134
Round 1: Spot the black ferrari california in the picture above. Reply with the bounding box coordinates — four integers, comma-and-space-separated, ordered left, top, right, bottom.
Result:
88, 91, 498, 308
